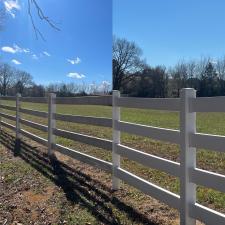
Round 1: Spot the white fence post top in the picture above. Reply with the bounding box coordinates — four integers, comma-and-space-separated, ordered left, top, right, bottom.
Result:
48, 92, 56, 97
113, 91, 120, 96
180, 88, 196, 93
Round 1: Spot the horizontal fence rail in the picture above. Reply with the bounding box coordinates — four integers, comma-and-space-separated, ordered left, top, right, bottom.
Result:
55, 95, 112, 105
20, 118, 48, 132
190, 203, 225, 225
0, 104, 16, 111
115, 144, 180, 177
190, 168, 225, 194
115, 97, 180, 111
20, 129, 48, 147
0, 96, 16, 101
53, 128, 112, 151
0, 112, 16, 121
191, 96, 225, 112
20, 97, 47, 103
53, 143, 112, 173
55, 113, 112, 127
1, 121, 16, 131
20, 108, 48, 118
114, 167, 180, 209
1, 89, 225, 225
190, 132, 225, 153
115, 121, 180, 144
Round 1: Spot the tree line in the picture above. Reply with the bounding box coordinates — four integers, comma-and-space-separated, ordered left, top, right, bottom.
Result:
0, 63, 111, 97
113, 37, 225, 97
2, 37, 224, 98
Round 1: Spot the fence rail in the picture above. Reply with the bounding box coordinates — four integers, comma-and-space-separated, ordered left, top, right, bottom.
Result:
53, 143, 112, 172
115, 120, 180, 144
190, 132, 225, 153
20, 129, 48, 147
114, 167, 180, 209
1, 120, 16, 131
115, 96, 180, 111
20, 108, 48, 118
53, 128, 112, 151
20, 118, 48, 132
54, 113, 112, 127
0, 89, 225, 225
55, 95, 112, 105
115, 144, 180, 177
0, 104, 16, 111
0, 112, 16, 121
191, 96, 225, 112
20, 97, 47, 103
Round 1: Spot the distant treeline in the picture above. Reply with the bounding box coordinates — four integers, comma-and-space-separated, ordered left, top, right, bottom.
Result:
0, 63, 111, 97
2, 37, 224, 98
113, 37, 225, 97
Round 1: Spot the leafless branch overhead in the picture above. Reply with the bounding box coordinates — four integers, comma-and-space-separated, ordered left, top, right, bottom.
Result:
27, 0, 60, 41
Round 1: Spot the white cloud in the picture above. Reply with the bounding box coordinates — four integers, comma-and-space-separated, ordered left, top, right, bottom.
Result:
1, 44, 29, 54
11, 59, 21, 65
67, 57, 81, 65
1, 46, 17, 53
13, 44, 30, 53
4, 0, 21, 18
23, 49, 30, 53
67, 72, 85, 79
32, 54, 38, 60
43, 51, 51, 57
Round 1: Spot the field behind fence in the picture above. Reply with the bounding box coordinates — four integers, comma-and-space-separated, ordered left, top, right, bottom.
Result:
0, 88, 225, 225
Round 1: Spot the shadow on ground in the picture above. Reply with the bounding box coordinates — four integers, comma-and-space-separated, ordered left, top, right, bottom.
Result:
0, 130, 158, 225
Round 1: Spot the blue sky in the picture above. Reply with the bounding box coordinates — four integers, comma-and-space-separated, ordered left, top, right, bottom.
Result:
0, 0, 112, 85
113, 0, 225, 67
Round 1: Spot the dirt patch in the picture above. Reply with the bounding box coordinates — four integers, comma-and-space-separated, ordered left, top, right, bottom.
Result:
23, 186, 55, 204
0, 130, 180, 225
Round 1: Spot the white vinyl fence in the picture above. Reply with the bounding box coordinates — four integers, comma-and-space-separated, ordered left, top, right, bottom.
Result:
0, 88, 225, 225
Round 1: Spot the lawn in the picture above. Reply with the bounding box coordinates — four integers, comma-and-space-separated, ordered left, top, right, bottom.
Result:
1, 99, 225, 218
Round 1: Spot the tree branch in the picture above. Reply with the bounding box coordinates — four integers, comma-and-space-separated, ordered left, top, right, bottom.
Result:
28, 0, 60, 41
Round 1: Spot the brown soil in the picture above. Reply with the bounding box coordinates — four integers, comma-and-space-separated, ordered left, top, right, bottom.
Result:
0, 130, 181, 225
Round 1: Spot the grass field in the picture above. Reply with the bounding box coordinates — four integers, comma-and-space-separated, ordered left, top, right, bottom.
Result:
1, 99, 225, 221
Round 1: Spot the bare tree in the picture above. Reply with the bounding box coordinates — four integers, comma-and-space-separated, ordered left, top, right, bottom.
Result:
0, 63, 14, 96
98, 81, 111, 94
113, 37, 145, 90
195, 57, 211, 79
186, 61, 196, 79
216, 56, 225, 80
15, 70, 33, 94
89, 82, 98, 94
169, 61, 188, 97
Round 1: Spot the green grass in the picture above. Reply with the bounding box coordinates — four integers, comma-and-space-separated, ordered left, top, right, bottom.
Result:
1, 99, 225, 212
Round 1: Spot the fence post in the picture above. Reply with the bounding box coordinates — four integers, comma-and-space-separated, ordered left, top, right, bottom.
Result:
16, 93, 21, 141
48, 93, 56, 157
180, 88, 196, 225
112, 90, 120, 190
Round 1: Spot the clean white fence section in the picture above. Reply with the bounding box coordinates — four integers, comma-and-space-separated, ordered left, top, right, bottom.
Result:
0, 88, 225, 225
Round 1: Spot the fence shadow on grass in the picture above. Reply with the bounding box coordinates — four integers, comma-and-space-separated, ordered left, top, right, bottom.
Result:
0, 130, 158, 225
